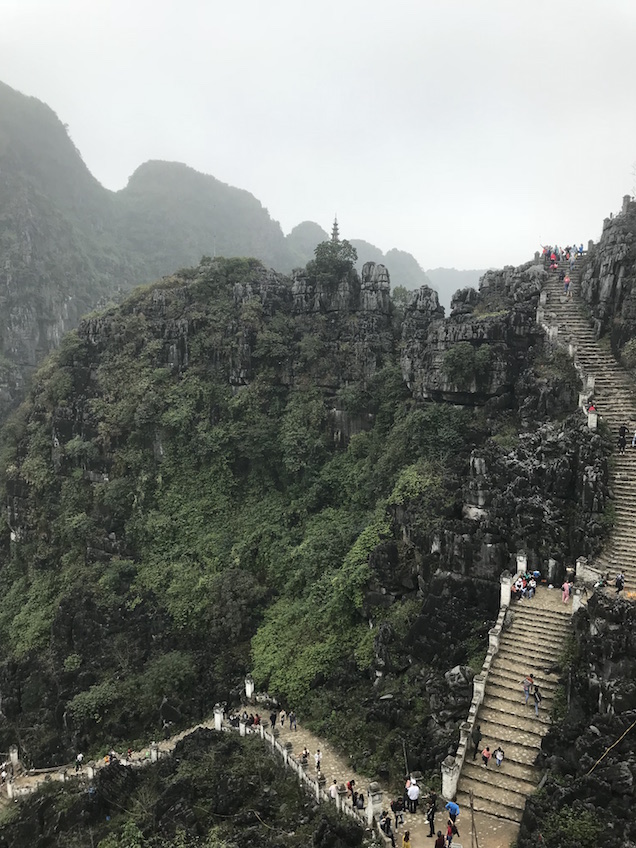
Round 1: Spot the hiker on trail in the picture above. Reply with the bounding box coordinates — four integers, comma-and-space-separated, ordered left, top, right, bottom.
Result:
562, 580, 571, 604
280, 710, 286, 727
616, 572, 625, 594
75, 752, 84, 773
435, 832, 445, 848
528, 577, 537, 599
269, 710, 277, 729
471, 723, 482, 759
288, 710, 297, 731
533, 686, 542, 717
444, 800, 459, 823
384, 816, 397, 848
356, 792, 365, 810
301, 746, 309, 763
314, 749, 322, 772
329, 780, 338, 800
494, 746, 505, 766
619, 424, 628, 455
402, 830, 411, 848
391, 796, 404, 829
578, 244, 584, 256
522, 674, 534, 704
407, 779, 420, 813
426, 797, 437, 836
481, 746, 491, 767
446, 819, 460, 846
346, 778, 356, 798
564, 274, 571, 297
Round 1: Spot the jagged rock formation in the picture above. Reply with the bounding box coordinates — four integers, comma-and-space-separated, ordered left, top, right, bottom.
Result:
579, 197, 636, 349
401, 264, 545, 405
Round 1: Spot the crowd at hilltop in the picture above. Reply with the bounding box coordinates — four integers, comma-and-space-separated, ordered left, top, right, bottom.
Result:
540, 243, 584, 271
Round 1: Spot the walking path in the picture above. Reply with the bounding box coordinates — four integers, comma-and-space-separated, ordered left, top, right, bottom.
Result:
455, 586, 571, 835
543, 261, 636, 589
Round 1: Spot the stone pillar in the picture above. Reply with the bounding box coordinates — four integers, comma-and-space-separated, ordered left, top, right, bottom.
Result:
586, 375, 595, 392
87, 764, 95, 779
441, 756, 460, 801
9, 746, 18, 767
516, 553, 527, 574
259, 723, 265, 740
534, 251, 541, 263
500, 571, 512, 608
576, 557, 587, 581
539, 290, 547, 306
214, 704, 224, 732
588, 239, 594, 253
239, 721, 246, 737
572, 589, 583, 614
488, 625, 501, 654
6, 780, 13, 800
588, 412, 598, 430
568, 342, 576, 358
472, 674, 486, 708
548, 558, 557, 584
336, 784, 348, 812
459, 722, 471, 750
623, 195, 631, 213
578, 392, 588, 411
150, 742, 159, 763
244, 674, 255, 701
367, 781, 383, 827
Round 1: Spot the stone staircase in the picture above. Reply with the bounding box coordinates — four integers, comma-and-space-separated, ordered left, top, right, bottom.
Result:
543, 261, 636, 589
455, 588, 571, 822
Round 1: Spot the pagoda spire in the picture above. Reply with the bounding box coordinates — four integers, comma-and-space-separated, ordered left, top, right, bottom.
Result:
331, 216, 339, 243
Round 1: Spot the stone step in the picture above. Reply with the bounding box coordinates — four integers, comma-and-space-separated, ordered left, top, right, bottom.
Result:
460, 761, 537, 797
462, 748, 538, 783
508, 610, 572, 631
478, 702, 551, 734
476, 716, 546, 749
456, 775, 527, 811
504, 631, 567, 654
489, 655, 562, 685
486, 668, 560, 695
455, 789, 523, 823
497, 643, 563, 667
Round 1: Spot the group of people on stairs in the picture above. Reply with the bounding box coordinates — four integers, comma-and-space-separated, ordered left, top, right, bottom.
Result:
380, 786, 461, 847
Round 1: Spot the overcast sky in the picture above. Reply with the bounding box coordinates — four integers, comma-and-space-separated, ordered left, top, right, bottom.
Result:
1, 0, 635, 269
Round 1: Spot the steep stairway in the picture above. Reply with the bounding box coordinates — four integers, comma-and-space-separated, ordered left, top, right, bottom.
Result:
456, 588, 571, 823
543, 261, 636, 589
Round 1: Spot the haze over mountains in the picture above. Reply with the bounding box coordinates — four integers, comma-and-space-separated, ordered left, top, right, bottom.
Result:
0, 79, 484, 417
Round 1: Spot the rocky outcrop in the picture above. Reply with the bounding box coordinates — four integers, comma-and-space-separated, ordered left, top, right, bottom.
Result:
401, 264, 544, 404
579, 197, 636, 349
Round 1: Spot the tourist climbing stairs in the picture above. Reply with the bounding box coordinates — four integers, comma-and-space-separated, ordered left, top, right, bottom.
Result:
455, 588, 571, 823
544, 261, 636, 589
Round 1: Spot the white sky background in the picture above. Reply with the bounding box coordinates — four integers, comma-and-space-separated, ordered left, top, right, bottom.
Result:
1, 0, 635, 269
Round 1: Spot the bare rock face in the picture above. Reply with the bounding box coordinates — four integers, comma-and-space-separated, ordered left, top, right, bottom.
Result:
579, 199, 636, 349
400, 265, 543, 405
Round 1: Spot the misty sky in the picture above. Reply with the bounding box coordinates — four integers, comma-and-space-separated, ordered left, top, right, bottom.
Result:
1, 0, 635, 269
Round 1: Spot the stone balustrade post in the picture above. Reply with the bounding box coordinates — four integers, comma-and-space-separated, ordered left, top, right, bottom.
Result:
441, 756, 460, 801
367, 781, 383, 828
578, 392, 588, 411
586, 375, 595, 392
472, 674, 486, 709
499, 570, 512, 608
239, 721, 246, 737
9, 746, 19, 767
539, 290, 547, 306
588, 412, 598, 430
336, 784, 348, 812
459, 722, 471, 750
87, 764, 95, 779
244, 674, 255, 701
572, 588, 583, 614
214, 704, 224, 732
6, 780, 13, 800
488, 625, 501, 654
516, 553, 527, 574
623, 195, 631, 213
588, 239, 594, 252
150, 742, 159, 763
548, 558, 557, 584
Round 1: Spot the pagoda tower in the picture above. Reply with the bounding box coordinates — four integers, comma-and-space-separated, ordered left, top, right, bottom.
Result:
331, 216, 339, 243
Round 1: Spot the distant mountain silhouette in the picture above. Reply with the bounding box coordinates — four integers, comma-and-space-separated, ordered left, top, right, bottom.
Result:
425, 268, 488, 308
0, 78, 458, 417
